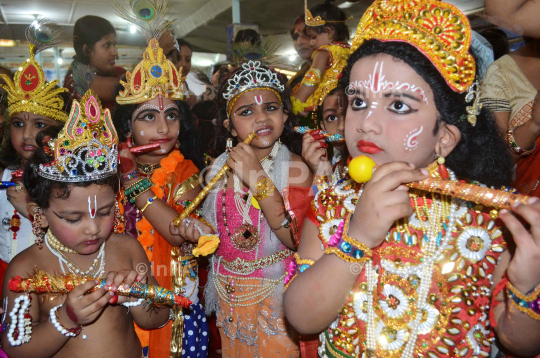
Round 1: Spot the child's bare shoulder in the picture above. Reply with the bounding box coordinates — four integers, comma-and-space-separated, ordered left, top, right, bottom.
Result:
106, 233, 148, 263
5, 244, 42, 275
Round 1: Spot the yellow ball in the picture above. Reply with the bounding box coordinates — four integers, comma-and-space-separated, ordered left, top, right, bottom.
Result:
348, 155, 376, 183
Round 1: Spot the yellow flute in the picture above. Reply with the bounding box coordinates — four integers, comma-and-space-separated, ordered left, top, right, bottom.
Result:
172, 132, 258, 227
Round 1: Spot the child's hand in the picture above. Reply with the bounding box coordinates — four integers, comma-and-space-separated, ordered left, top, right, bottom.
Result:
170, 218, 214, 243
348, 162, 428, 249
103, 270, 145, 305
499, 198, 540, 294
302, 131, 331, 176
59, 280, 112, 327
226, 142, 265, 191
6, 182, 30, 219
119, 141, 137, 175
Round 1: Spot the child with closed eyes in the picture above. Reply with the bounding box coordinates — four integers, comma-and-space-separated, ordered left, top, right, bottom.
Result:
285, 1, 540, 357
1, 89, 170, 358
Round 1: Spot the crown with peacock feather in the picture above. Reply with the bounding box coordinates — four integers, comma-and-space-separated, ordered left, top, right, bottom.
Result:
350, 0, 476, 93
113, 0, 185, 105
38, 90, 119, 182
0, 19, 68, 122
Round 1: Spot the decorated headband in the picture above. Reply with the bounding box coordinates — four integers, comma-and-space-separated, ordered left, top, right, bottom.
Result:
223, 60, 285, 117
304, 0, 352, 27
350, 0, 476, 94
113, 0, 185, 105
38, 90, 119, 182
0, 19, 68, 122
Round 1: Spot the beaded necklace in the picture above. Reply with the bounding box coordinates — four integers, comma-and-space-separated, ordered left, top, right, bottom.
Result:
137, 161, 161, 177
364, 169, 459, 358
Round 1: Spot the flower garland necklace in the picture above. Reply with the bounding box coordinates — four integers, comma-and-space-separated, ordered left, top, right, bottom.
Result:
364, 169, 459, 358
136, 150, 184, 261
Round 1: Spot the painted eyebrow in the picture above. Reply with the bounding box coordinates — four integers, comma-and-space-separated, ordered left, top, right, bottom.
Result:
264, 101, 281, 106
384, 92, 421, 103
234, 103, 256, 113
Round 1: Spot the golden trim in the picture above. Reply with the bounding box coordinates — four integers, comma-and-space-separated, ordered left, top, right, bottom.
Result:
173, 172, 201, 203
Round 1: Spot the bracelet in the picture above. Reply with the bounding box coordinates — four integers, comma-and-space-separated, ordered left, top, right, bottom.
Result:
254, 177, 273, 192
49, 305, 85, 339
323, 214, 372, 263
7, 294, 32, 346
121, 170, 139, 182
280, 212, 292, 229
121, 298, 145, 308
124, 178, 146, 192
125, 178, 153, 203
199, 217, 216, 234
506, 281, 540, 320
253, 183, 276, 202
301, 67, 322, 87
506, 127, 536, 156
140, 196, 158, 213
284, 253, 315, 291
129, 186, 152, 204
253, 177, 276, 202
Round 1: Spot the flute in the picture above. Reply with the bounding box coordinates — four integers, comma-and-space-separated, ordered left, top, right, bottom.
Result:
129, 143, 161, 154
172, 132, 258, 227
294, 126, 345, 143
9, 271, 192, 308
0, 182, 18, 189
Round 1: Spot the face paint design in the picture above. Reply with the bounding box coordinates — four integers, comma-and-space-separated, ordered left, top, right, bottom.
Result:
404, 125, 423, 151
255, 95, 263, 105
88, 195, 97, 219
163, 103, 180, 112
131, 104, 160, 121
349, 61, 429, 104
158, 95, 164, 111
366, 101, 378, 119
23, 114, 29, 121
140, 131, 145, 136
161, 148, 166, 153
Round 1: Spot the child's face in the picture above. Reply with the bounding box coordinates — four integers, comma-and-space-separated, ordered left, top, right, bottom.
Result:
320, 93, 346, 149
226, 89, 286, 149
44, 184, 116, 255
307, 27, 332, 49
344, 54, 448, 168
88, 33, 118, 74
131, 95, 181, 158
10, 112, 59, 163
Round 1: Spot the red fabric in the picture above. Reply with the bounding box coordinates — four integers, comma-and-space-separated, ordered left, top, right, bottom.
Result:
0, 259, 8, 292
490, 275, 508, 329
300, 336, 319, 358
284, 186, 314, 247
514, 136, 540, 197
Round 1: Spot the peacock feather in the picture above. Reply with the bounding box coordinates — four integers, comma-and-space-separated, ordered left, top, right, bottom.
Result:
70, 62, 97, 96
112, 0, 174, 43
230, 36, 281, 66
25, 18, 65, 56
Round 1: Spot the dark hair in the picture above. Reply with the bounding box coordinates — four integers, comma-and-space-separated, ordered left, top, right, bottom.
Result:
213, 66, 302, 155
307, 1, 349, 43
111, 84, 205, 171
480, 28, 509, 61
290, 15, 305, 38
177, 38, 193, 52
0, 88, 70, 169
73, 16, 116, 65
233, 29, 261, 46
340, 40, 513, 187
23, 126, 120, 209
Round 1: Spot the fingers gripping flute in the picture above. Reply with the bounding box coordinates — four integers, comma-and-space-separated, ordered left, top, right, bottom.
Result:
349, 155, 530, 210
172, 132, 258, 227
9, 271, 192, 308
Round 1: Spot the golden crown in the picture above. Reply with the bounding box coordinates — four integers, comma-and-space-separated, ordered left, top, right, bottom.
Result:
39, 90, 119, 182
116, 38, 185, 105
351, 0, 476, 93
1, 19, 68, 122
305, 0, 326, 27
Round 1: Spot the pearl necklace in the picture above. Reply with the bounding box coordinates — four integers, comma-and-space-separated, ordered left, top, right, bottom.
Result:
7, 295, 32, 346
46, 230, 78, 254
364, 169, 459, 358
45, 230, 106, 279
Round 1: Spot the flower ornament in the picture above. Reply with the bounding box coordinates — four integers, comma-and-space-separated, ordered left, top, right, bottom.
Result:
379, 284, 409, 319
375, 320, 407, 351
456, 227, 492, 263
320, 219, 345, 244
353, 291, 369, 322
410, 303, 439, 335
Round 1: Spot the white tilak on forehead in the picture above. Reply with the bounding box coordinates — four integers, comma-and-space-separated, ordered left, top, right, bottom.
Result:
88, 195, 97, 219
404, 125, 423, 151
255, 95, 263, 105
349, 61, 429, 104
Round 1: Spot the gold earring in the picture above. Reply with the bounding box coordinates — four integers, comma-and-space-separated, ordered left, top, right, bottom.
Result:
226, 138, 233, 153
32, 207, 45, 249
435, 154, 449, 179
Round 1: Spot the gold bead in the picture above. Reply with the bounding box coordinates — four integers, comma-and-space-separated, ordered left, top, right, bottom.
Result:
437, 156, 445, 165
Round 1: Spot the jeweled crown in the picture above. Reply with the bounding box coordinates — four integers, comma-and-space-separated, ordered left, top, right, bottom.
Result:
351, 0, 476, 93
38, 90, 119, 182
223, 60, 285, 103
1, 19, 68, 122
116, 38, 185, 105
305, 0, 326, 27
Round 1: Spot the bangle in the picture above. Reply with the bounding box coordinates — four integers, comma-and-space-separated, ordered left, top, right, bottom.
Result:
506, 281, 540, 320
124, 178, 146, 191
301, 67, 322, 87
253, 177, 276, 201
323, 214, 372, 263
506, 127, 536, 156
140, 196, 158, 213
254, 177, 272, 192
125, 178, 153, 203
7, 294, 32, 346
284, 253, 315, 291
122, 170, 139, 182
129, 187, 151, 204
49, 305, 85, 339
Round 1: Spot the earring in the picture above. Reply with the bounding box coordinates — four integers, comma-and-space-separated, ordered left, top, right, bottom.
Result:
175, 141, 180, 150
226, 138, 233, 153
465, 81, 482, 127
32, 207, 44, 249
435, 154, 449, 179
113, 200, 125, 234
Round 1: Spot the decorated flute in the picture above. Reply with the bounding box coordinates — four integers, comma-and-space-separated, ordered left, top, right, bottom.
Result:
9, 271, 192, 308
172, 132, 258, 227
294, 126, 345, 143
0, 182, 18, 189
129, 143, 161, 154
